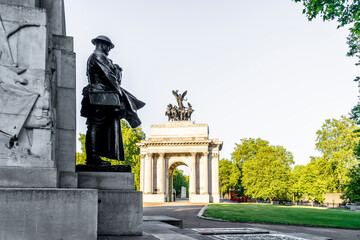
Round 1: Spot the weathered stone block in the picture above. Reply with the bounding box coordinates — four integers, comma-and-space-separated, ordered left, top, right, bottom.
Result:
58, 151, 75, 171
0, 3, 46, 25
17, 25, 47, 69
30, 128, 51, 158
78, 172, 134, 190
59, 50, 76, 88
59, 171, 78, 188
41, 0, 66, 35
0, 167, 57, 188
0, 0, 36, 7
0, 4, 47, 70
56, 87, 76, 130
57, 129, 76, 153
98, 190, 143, 236
1, 153, 54, 168
0, 188, 98, 240
57, 128, 76, 171
52, 34, 74, 52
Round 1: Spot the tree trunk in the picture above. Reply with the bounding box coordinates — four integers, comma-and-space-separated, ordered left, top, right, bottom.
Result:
293, 194, 295, 204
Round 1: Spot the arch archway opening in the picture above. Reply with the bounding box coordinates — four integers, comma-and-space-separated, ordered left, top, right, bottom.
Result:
168, 162, 189, 202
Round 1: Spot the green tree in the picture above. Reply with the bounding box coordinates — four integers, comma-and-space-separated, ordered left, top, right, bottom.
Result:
219, 158, 242, 198
172, 168, 189, 197
76, 133, 87, 165
350, 105, 360, 125
76, 120, 146, 190
295, 158, 328, 204
290, 165, 306, 202
232, 138, 270, 166
314, 116, 360, 192
233, 138, 294, 203
342, 164, 360, 203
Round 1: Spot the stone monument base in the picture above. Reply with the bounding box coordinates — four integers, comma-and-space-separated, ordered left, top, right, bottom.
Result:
78, 171, 143, 236
0, 188, 98, 240
98, 190, 143, 236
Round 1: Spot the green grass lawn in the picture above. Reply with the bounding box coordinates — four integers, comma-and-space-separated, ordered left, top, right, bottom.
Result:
203, 203, 360, 229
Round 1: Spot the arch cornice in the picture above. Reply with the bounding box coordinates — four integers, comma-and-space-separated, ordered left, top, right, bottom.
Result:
137, 140, 223, 148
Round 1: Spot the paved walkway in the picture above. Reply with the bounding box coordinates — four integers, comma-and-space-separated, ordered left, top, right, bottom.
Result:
143, 199, 360, 240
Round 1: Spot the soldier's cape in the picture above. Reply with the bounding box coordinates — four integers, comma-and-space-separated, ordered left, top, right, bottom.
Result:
82, 50, 145, 128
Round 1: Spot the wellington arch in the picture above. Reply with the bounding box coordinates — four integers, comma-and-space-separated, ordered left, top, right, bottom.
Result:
137, 121, 223, 203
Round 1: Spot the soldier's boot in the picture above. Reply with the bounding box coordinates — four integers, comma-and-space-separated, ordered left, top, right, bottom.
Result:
85, 127, 110, 166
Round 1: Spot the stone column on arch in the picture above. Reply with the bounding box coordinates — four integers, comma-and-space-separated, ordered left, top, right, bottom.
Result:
201, 151, 209, 194
212, 152, 220, 196
144, 153, 153, 194
139, 154, 146, 192
157, 153, 166, 194
190, 152, 197, 195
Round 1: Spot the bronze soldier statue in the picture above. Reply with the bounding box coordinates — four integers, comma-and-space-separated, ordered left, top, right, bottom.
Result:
81, 35, 145, 166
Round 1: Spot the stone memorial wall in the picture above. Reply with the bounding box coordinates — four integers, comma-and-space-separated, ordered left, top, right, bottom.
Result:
0, 0, 76, 188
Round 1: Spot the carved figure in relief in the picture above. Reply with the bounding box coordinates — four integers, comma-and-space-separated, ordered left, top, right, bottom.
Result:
0, 14, 41, 150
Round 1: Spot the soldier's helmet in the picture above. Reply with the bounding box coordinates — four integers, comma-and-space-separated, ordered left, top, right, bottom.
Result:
91, 35, 115, 49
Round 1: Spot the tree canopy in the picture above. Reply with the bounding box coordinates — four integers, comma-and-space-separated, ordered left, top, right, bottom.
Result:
172, 168, 189, 198
342, 163, 360, 203
289, 116, 360, 203
232, 138, 294, 203
314, 116, 360, 192
291, 158, 328, 203
222, 117, 360, 204
218, 158, 242, 197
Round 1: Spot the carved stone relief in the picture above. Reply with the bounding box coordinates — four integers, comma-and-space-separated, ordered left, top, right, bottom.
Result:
0, 7, 51, 163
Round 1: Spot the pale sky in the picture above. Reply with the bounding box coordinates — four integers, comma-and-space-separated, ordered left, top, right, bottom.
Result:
64, 0, 359, 168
